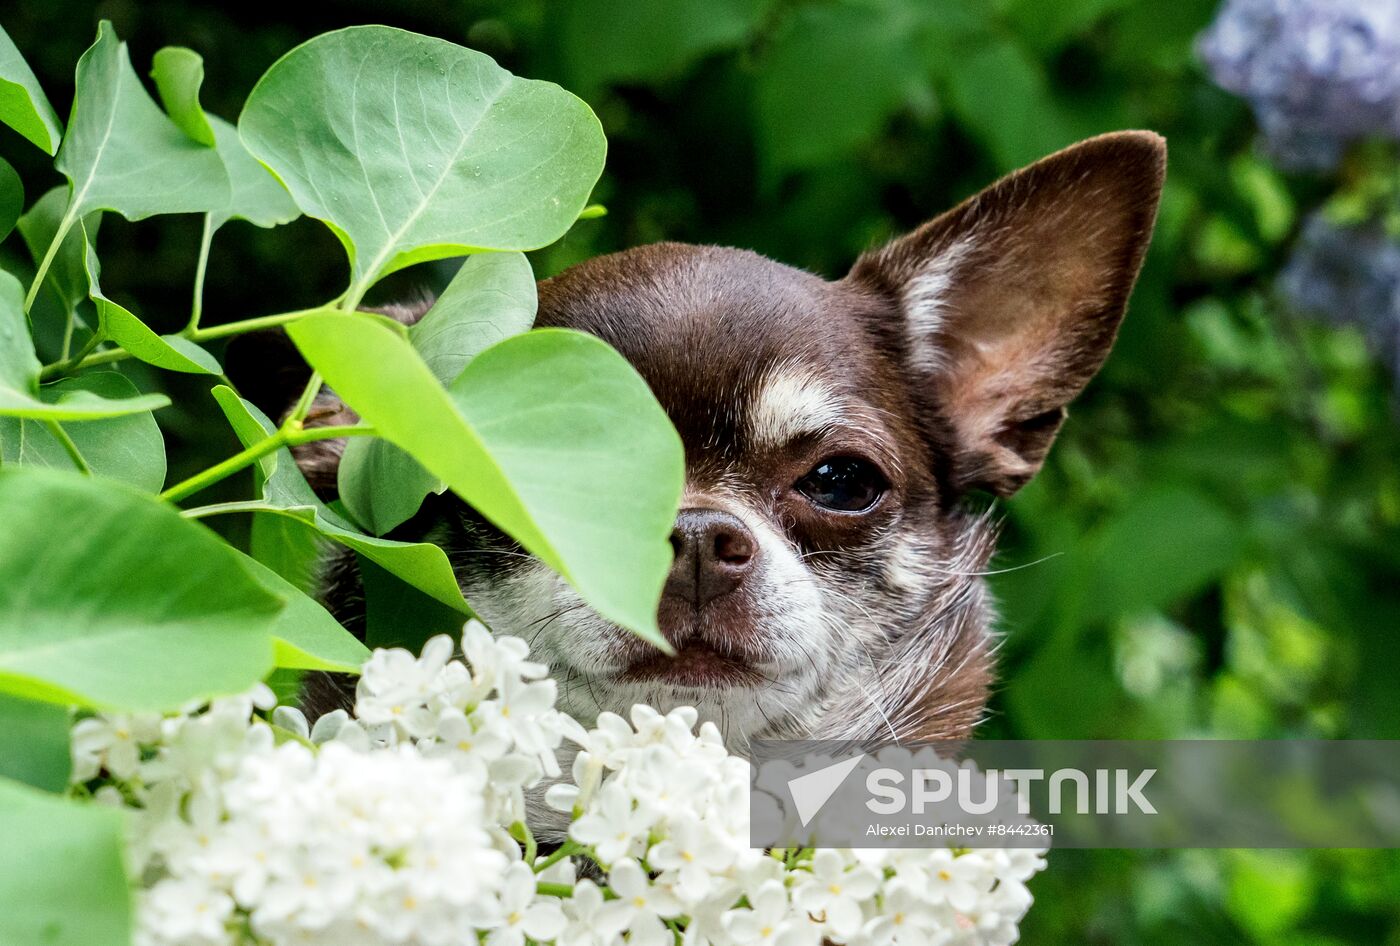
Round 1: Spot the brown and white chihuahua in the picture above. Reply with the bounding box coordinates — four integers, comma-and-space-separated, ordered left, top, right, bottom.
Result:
295, 131, 1166, 752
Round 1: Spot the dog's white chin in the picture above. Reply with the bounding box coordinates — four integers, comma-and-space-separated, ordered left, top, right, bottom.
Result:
553, 672, 804, 747
462, 558, 833, 749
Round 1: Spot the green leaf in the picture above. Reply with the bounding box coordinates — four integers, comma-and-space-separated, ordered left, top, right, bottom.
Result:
288, 314, 681, 645
337, 438, 436, 542
0, 778, 131, 946
0, 468, 279, 710
340, 251, 537, 533
0, 385, 169, 421
942, 37, 1072, 171
1085, 487, 1244, 624
81, 226, 221, 374
237, 552, 369, 673
452, 329, 683, 644
360, 553, 466, 651
0, 270, 169, 420
754, 4, 925, 175
17, 186, 101, 316
209, 385, 471, 613
557, 0, 773, 89
415, 253, 539, 382
146, 42, 296, 231
0, 693, 70, 792
1226, 850, 1315, 938
149, 46, 215, 146
265, 668, 305, 708
0, 272, 37, 396
250, 513, 325, 594
0, 373, 166, 491
0, 155, 21, 242
999, 0, 1135, 53
55, 21, 227, 224
210, 115, 298, 229
238, 26, 605, 300
0, 25, 63, 154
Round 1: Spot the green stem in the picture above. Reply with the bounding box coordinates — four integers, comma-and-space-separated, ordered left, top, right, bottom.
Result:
286, 371, 324, 426
67, 331, 105, 367
533, 841, 583, 874
178, 499, 274, 520
341, 276, 372, 314
24, 212, 74, 315
535, 881, 617, 901
60, 311, 75, 362
188, 307, 322, 342
37, 307, 326, 380
185, 214, 215, 335
38, 346, 126, 381
39, 331, 108, 382
511, 821, 539, 865
159, 423, 374, 504
42, 420, 90, 474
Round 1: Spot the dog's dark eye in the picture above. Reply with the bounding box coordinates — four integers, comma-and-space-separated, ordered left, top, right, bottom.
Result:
795, 457, 887, 512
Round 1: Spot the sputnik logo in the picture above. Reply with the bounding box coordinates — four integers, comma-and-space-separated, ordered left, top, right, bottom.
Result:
787, 754, 865, 826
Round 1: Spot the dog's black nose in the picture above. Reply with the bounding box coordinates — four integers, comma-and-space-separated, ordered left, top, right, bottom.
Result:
665, 507, 756, 608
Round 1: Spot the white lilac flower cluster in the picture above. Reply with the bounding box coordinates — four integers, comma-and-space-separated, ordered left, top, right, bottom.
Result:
1198, 0, 1400, 170
547, 710, 1046, 946
70, 623, 1046, 946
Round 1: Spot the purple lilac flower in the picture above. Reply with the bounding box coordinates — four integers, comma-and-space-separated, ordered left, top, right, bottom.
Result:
1198, 0, 1400, 170
1278, 212, 1400, 380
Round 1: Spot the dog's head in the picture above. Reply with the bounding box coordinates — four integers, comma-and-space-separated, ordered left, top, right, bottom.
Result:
302, 132, 1165, 748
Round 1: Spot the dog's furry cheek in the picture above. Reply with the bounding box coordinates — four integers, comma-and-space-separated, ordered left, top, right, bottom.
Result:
456, 561, 622, 676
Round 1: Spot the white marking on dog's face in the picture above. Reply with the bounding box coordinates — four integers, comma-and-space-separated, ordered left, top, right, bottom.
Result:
747, 365, 849, 451
884, 532, 932, 595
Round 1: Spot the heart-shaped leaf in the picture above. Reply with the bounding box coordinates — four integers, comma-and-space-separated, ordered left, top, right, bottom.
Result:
237, 552, 370, 673
452, 329, 683, 643
81, 227, 221, 374
209, 385, 471, 614
0, 779, 130, 946
0, 468, 280, 710
0, 25, 63, 154
339, 251, 537, 533
0, 373, 166, 491
55, 22, 227, 225
0, 270, 168, 420
288, 314, 681, 645
239, 26, 605, 301
149, 46, 215, 146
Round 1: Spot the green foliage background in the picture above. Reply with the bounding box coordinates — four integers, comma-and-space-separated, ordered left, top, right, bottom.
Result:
4, 1, 1399, 942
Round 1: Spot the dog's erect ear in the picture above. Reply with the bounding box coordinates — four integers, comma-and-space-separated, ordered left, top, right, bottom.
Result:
847, 131, 1166, 496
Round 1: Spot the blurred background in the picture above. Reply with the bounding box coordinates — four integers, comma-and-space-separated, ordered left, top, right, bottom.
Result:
4, 1, 1400, 942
